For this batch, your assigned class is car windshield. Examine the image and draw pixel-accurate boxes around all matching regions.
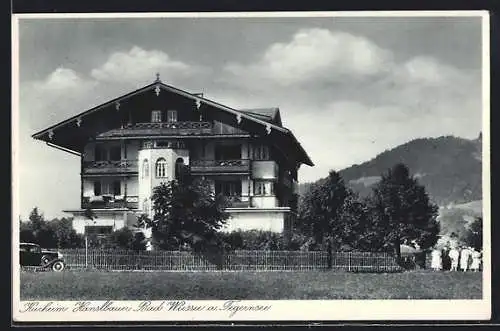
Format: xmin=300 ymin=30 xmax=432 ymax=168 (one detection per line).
xmin=20 ymin=244 xmax=41 ymax=253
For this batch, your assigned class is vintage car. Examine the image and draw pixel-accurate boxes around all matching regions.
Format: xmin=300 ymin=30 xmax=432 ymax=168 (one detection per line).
xmin=19 ymin=242 xmax=65 ymax=271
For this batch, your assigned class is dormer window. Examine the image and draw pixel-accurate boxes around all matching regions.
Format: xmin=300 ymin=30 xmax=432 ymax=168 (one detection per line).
xmin=167 ymin=110 xmax=177 ymax=123
xmin=151 ymin=110 xmax=162 ymax=123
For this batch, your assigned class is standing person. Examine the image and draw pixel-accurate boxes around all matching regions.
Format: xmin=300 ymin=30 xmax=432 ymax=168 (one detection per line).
xmin=460 ymin=246 xmax=471 ymax=272
xmin=441 ymin=247 xmax=451 ymax=271
xmin=430 ymin=248 xmax=442 ymax=271
xmin=471 ymin=248 xmax=481 ymax=272
xmin=449 ymin=247 xmax=460 ymax=271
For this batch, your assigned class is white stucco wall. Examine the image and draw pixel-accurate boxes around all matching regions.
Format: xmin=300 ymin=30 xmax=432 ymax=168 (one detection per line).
xmin=138 ymin=148 xmax=190 ymax=215
xmin=252 ymin=196 xmax=278 ymax=208
xmin=222 ymin=208 xmax=288 ymax=233
xmin=72 ymin=212 xmax=127 ymax=234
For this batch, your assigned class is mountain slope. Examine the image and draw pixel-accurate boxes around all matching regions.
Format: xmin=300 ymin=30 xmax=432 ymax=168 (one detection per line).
xmin=300 ymin=134 xmax=482 ymax=207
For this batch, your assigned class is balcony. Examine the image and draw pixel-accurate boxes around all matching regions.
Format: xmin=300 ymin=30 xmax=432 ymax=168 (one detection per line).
xmin=252 ymin=160 xmax=278 ymax=180
xmin=190 ymin=159 xmax=250 ymax=174
xmin=98 ymin=121 xmax=213 ymax=138
xmin=227 ymin=198 xmax=251 ymax=208
xmin=82 ymin=195 xmax=139 ymax=209
xmin=82 ymin=160 xmax=138 ymax=175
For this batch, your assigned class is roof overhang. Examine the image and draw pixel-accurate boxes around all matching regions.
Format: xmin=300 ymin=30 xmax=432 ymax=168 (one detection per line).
xmin=31 ymin=81 xmax=314 ymax=167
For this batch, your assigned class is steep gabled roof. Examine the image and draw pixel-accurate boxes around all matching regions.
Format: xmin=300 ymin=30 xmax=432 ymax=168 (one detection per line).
xmin=31 ymin=79 xmax=313 ymax=166
xmin=32 ymin=82 xmax=287 ymax=138
xmin=240 ymin=108 xmax=282 ymax=126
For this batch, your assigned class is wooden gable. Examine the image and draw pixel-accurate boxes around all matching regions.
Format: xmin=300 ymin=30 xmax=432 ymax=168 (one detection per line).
xmin=31 ymin=80 xmax=313 ymax=166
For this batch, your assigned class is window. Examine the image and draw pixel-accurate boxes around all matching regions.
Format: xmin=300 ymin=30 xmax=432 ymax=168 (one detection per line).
xmin=20 ymin=244 xmax=40 ymax=253
xmin=142 ymin=159 xmax=149 ymax=178
xmin=95 ymin=144 xmax=106 ymax=161
xmin=167 ymin=110 xmax=177 ymax=123
xmin=151 ymin=110 xmax=162 ymax=123
xmin=254 ymin=181 xmax=266 ymax=195
xmin=94 ymin=181 xmax=102 ymax=196
xmin=254 ymin=181 xmax=274 ymax=196
xmin=156 ymin=158 xmax=167 ymax=178
xmin=215 ymin=180 xmax=241 ymax=197
xmin=109 ymin=146 xmax=121 ymax=161
xmin=112 ymin=180 xmax=121 ymax=196
xmin=253 ymin=145 xmax=269 ymax=160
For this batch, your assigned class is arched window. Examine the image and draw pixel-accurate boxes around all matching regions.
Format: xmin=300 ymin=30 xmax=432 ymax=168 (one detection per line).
xmin=156 ymin=158 xmax=167 ymax=178
xmin=142 ymin=159 xmax=149 ymax=178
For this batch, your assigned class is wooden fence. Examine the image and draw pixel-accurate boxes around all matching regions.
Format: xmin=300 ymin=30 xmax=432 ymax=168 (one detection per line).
xmin=51 ymin=249 xmax=402 ymax=272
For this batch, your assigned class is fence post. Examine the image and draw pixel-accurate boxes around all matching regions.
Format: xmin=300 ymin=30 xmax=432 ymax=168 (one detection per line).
xmin=327 ymin=241 xmax=332 ymax=270
xmin=85 ymin=235 xmax=88 ymax=269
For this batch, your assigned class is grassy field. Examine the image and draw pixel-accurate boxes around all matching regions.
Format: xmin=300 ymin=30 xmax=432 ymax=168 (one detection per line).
xmin=20 ymin=270 xmax=482 ymax=300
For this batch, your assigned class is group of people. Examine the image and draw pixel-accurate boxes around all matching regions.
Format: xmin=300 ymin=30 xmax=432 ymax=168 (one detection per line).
xmin=430 ymin=246 xmax=482 ymax=272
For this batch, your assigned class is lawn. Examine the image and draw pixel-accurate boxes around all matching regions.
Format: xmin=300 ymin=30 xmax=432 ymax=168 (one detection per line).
xmin=20 ymin=270 xmax=482 ymax=300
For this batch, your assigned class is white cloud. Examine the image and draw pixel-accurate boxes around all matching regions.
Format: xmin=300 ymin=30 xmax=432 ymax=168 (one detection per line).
xmin=90 ymin=46 xmax=201 ymax=84
xmin=219 ymin=28 xmax=481 ymax=184
xmin=30 ymin=67 xmax=96 ymax=92
xmin=17 ymin=34 xmax=482 ymax=218
xmin=224 ymin=28 xmax=393 ymax=87
xmin=21 ymin=68 xmax=99 ymax=132
xmin=397 ymin=56 xmax=472 ymax=87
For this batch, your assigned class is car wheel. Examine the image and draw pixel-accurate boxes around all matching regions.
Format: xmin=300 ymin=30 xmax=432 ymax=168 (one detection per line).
xmin=52 ymin=261 xmax=65 ymax=272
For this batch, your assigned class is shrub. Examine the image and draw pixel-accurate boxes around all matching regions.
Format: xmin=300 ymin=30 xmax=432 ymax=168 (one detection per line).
xmin=219 ymin=230 xmax=285 ymax=251
xmin=132 ymin=232 xmax=147 ymax=251
xmin=109 ymin=228 xmax=134 ymax=249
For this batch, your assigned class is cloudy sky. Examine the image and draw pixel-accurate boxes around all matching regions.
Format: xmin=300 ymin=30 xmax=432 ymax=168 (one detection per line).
xmin=14 ymin=14 xmax=485 ymax=219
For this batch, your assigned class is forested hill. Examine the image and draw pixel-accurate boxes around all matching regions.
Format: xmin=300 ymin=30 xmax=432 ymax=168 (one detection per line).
xmin=299 ymin=134 xmax=482 ymax=207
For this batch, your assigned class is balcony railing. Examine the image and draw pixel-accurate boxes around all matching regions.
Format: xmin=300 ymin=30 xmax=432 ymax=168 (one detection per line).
xmin=190 ymin=159 xmax=250 ymax=173
xmin=222 ymin=195 xmax=251 ymax=208
xmin=228 ymin=200 xmax=251 ymax=208
xmin=82 ymin=160 xmax=138 ymax=174
xmin=99 ymin=121 xmax=213 ymax=138
xmin=82 ymin=195 xmax=139 ymax=209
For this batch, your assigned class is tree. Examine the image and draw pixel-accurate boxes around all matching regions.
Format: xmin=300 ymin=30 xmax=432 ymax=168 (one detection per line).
xmin=28 ymin=207 xmax=45 ymax=238
xmin=462 ymin=217 xmax=482 ymax=251
xmin=20 ymin=208 xmax=86 ymax=248
xmin=334 ymin=193 xmax=377 ymax=251
xmin=297 ymin=171 xmax=350 ymax=247
xmin=20 ymin=220 xmax=36 ymax=243
xmin=23 ymin=207 xmax=58 ymax=248
xmin=48 ymin=217 xmax=84 ymax=248
xmin=131 ymin=232 xmax=147 ymax=251
xmin=146 ymin=177 xmax=230 ymax=251
xmin=366 ymin=163 xmax=440 ymax=261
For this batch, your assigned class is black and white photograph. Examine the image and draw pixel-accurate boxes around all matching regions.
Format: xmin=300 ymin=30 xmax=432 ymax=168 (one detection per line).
xmin=12 ymin=11 xmax=490 ymax=322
